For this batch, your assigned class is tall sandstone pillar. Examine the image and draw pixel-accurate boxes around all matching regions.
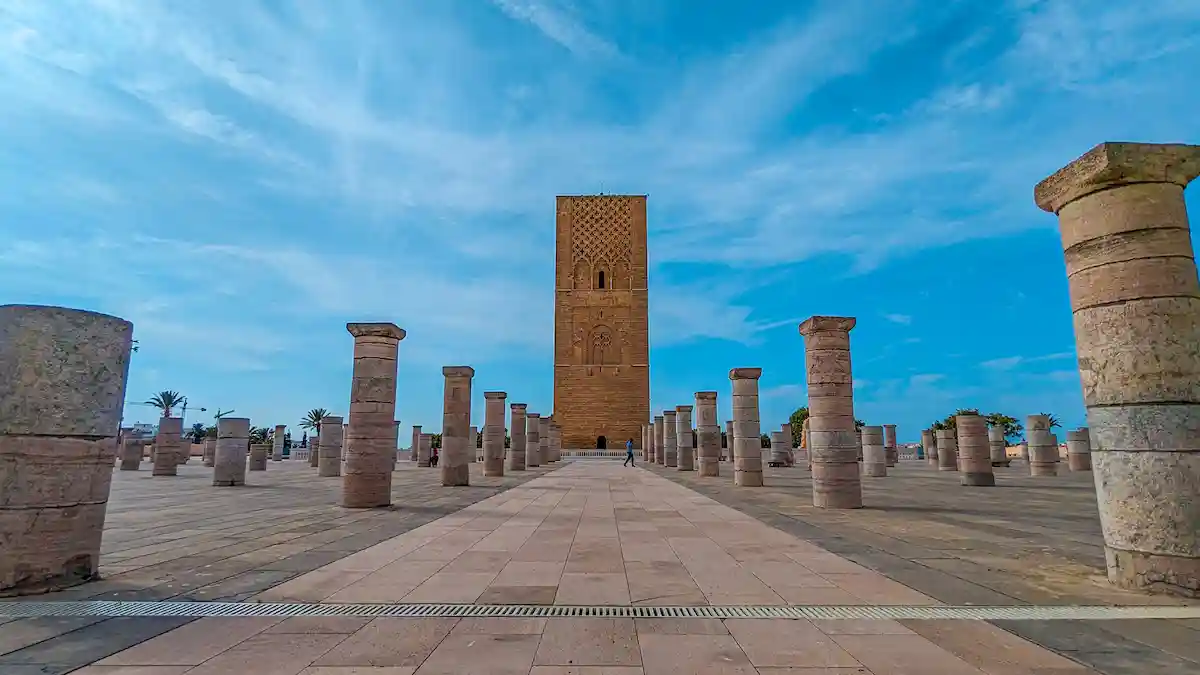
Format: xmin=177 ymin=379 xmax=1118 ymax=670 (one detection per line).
xmin=662 ymin=410 xmax=678 ymax=468
xmin=342 ymin=322 xmax=405 ymax=509
xmin=988 ymin=425 xmax=1007 ymax=466
xmin=799 ymin=316 xmax=861 ymax=509
xmin=0 ymin=305 xmax=132 ymax=595
xmin=923 ymin=428 xmax=938 ymax=466
xmin=440 ymin=366 xmax=473 ymax=487
xmin=272 ymin=424 xmax=285 ymax=461
xmin=730 ymin=368 xmax=764 ymax=487
xmin=419 ymin=433 xmax=433 ymax=468
xmin=411 ymin=425 xmax=422 ymax=463
xmin=883 ymin=424 xmax=898 ymax=466
xmin=213 ymin=417 xmax=250 ymax=486
xmin=318 ymin=416 xmax=343 ymax=477
xmin=956 ymin=414 xmax=995 ymax=486
xmin=509 ymin=404 xmax=527 ymax=471
xmin=769 ymin=430 xmax=792 ymax=469
xmin=1026 ymin=415 xmax=1059 ymax=477
xmin=724 ymin=420 xmax=733 ymax=461
xmin=641 ymin=424 xmax=649 ymax=461
xmin=469 ymin=425 xmax=479 ymax=463
xmin=203 ymin=435 xmax=217 ymax=467
xmin=1067 ymin=428 xmax=1093 ymax=472
xmin=861 ymin=426 xmax=886 ymax=477
xmin=153 ymin=417 xmax=182 ymax=477
xmin=120 ymin=437 xmax=143 ymax=471
xmin=526 ymin=413 xmax=541 ymax=467
xmin=935 ymin=429 xmax=958 ymax=472
xmin=1036 ymin=142 xmax=1200 ymax=595
xmin=483 ymin=392 xmax=507 ymax=477
xmin=249 ymin=443 xmax=268 ymax=471
xmin=676 ymin=405 xmax=695 ymax=471
xmin=550 ymin=421 xmax=562 ymax=462
xmin=696 ymin=392 xmax=720 ymax=477
xmin=309 ymin=433 xmax=320 ymax=468
xmin=653 ymin=415 xmax=665 ymax=464
xmin=539 ymin=416 xmax=550 ymax=465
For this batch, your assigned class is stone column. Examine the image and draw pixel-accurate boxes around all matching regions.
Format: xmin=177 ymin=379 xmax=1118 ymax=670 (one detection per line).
xmin=468 ymin=425 xmax=479 ymax=463
xmin=662 ymin=410 xmax=678 ymax=468
xmin=342 ymin=322 xmax=405 ymax=509
xmin=309 ymin=434 xmax=321 ymax=468
xmin=641 ymin=424 xmax=648 ymax=461
xmin=0 ymin=305 xmax=132 ymax=595
xmin=509 ymin=404 xmax=527 ymax=471
xmin=411 ymin=425 xmax=422 ymax=463
xmin=440 ymin=366 xmax=473 ymax=487
xmin=202 ymin=436 xmax=216 ymax=467
xmin=419 ymin=433 xmax=432 ymax=467
xmin=153 ymin=417 xmax=182 ymax=477
xmin=988 ymin=425 xmax=1007 ymax=466
xmin=723 ymin=420 xmax=733 ymax=461
xmin=1026 ymin=415 xmax=1059 ymax=477
xmin=119 ymin=437 xmax=142 ymax=471
xmin=1067 ymin=428 xmax=1092 ymax=472
xmin=861 ymin=426 xmax=887 ymax=477
xmin=956 ymin=414 xmax=995 ymax=486
xmin=525 ymin=413 xmax=541 ymax=467
xmin=317 ymin=416 xmax=343 ymax=477
xmin=483 ymin=392 xmax=507 ymax=477
xmin=883 ymin=424 xmax=898 ymax=466
xmin=654 ymin=416 xmax=665 ymax=464
xmin=550 ymin=422 xmax=561 ymax=462
xmin=249 ymin=443 xmax=268 ymax=470
xmin=922 ymin=428 xmax=938 ymax=466
xmin=780 ymin=423 xmax=794 ymax=466
xmin=391 ymin=420 xmax=400 ymax=470
xmin=729 ymin=368 xmax=764 ymax=487
xmin=695 ymin=391 xmax=720 ymax=477
xmin=213 ymin=417 xmax=250 ymax=486
xmin=271 ymin=424 xmax=285 ymax=461
xmin=538 ymin=416 xmax=550 ymax=465
xmin=675 ymin=405 xmax=695 ymax=471
xmin=769 ymin=430 xmax=792 ymax=469
xmin=1037 ymin=142 xmax=1200 ymax=595
xmin=935 ymin=429 xmax=958 ymax=472
xmin=799 ymin=316 xmax=861 ymax=508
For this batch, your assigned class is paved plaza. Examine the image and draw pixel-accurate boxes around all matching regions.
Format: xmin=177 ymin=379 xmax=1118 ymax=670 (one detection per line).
xmin=1 ymin=459 xmax=1199 ymax=674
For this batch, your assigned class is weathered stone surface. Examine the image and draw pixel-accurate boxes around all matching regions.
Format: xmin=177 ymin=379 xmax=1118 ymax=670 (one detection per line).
xmin=212 ymin=417 xmax=250 ymax=487
xmin=483 ymin=392 xmax=506 ymax=477
xmin=653 ymin=415 xmax=665 ymax=464
xmin=152 ymin=417 xmax=182 ymax=477
xmin=411 ymin=425 xmax=424 ymax=465
xmin=271 ymin=424 xmax=285 ymax=462
xmin=525 ymin=413 xmax=542 ymax=467
xmin=342 ymin=322 xmax=404 ymax=508
xmin=0 ymin=305 xmax=132 ymax=596
xmin=508 ymin=405 xmax=527 ymax=471
xmin=769 ymin=430 xmax=791 ymax=469
xmin=1026 ymin=415 xmax=1059 ymax=477
xmin=935 ymin=429 xmax=958 ymax=472
xmin=987 ymin=425 xmax=1008 ymax=466
xmin=922 ymin=428 xmax=938 ymax=466
xmin=469 ymin=425 xmax=479 ymax=463
xmin=882 ymin=423 xmax=897 ymax=466
xmin=729 ymin=367 xmax=764 ymax=488
xmin=119 ymin=437 xmax=143 ymax=471
xmin=1067 ymin=427 xmax=1093 ymax=472
xmin=419 ymin=433 xmax=433 ymax=468
xmin=318 ymin=416 xmax=343 ymax=478
xmin=724 ymin=420 xmax=733 ymax=462
xmin=955 ymin=414 xmax=995 ymax=487
xmin=308 ymin=435 xmax=320 ymax=468
xmin=675 ymin=405 xmax=695 ymax=471
xmin=440 ymin=366 xmax=473 ymax=487
xmin=861 ymin=426 xmax=886 ymax=477
xmin=248 ymin=444 xmax=269 ymax=471
xmin=202 ymin=437 xmax=216 ymax=467
xmin=538 ymin=416 xmax=550 ymax=468
xmin=662 ymin=410 xmax=678 ymax=468
xmin=799 ymin=317 xmax=861 ymax=508
xmin=695 ymin=391 xmax=720 ymax=477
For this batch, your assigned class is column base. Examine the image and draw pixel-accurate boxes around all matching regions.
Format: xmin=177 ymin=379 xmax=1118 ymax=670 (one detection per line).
xmin=441 ymin=465 xmax=470 ymax=486
xmin=119 ymin=462 xmax=139 ymax=471
xmin=862 ymin=464 xmax=887 ymax=477
xmin=937 ymin=465 xmax=956 ymax=472
xmin=960 ymin=472 xmax=996 ymax=486
xmin=212 ymin=479 xmax=245 ymax=487
xmin=1030 ymin=463 xmax=1058 ymax=476
xmin=1069 ymin=455 xmax=1092 ymax=471
xmin=734 ymin=470 xmax=763 ymax=487
xmin=698 ymin=461 xmax=719 ymax=477
xmin=1105 ymin=546 xmax=1200 ymax=598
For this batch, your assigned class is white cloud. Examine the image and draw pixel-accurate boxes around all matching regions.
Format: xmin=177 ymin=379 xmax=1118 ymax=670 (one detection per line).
xmin=488 ymin=0 xmax=620 ymax=58
xmin=981 ymin=352 xmax=1075 ymax=370
xmin=883 ymin=313 xmax=913 ymax=325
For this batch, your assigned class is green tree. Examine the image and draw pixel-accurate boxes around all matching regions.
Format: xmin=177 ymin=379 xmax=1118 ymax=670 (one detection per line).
xmin=189 ymin=422 xmax=206 ymax=442
xmin=204 ymin=425 xmax=218 ymax=439
xmin=1039 ymin=412 xmax=1062 ymax=429
xmin=300 ymin=408 xmax=330 ymax=438
xmin=146 ymin=390 xmax=186 ymax=417
xmin=984 ymin=413 xmax=1023 ymax=443
xmin=930 ymin=408 xmax=982 ymax=431
xmin=431 ymin=433 xmax=442 ymax=449
xmin=788 ymin=407 xmax=808 ymax=446
xmin=759 ymin=433 xmax=771 ymax=448
xmin=854 ymin=418 xmax=865 ymax=430
xmin=249 ymin=426 xmax=270 ymax=444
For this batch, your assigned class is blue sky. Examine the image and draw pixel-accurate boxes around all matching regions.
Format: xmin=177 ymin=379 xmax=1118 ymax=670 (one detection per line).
xmin=2 ymin=0 xmax=1198 ymax=444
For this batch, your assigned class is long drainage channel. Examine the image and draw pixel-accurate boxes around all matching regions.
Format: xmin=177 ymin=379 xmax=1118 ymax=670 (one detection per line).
xmin=1 ymin=602 xmax=1198 ymax=621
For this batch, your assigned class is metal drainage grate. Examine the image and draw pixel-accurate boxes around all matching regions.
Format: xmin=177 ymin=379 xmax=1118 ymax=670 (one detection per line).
xmin=1 ymin=602 xmax=1198 ymax=621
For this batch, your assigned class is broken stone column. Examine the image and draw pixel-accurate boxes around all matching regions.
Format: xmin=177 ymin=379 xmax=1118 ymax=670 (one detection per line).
xmin=525 ymin=413 xmax=541 ymax=467
xmin=883 ymin=424 xmax=898 ymax=466
xmin=956 ymin=414 xmax=995 ymax=487
xmin=1026 ymin=415 xmax=1059 ymax=477
xmin=411 ymin=425 xmax=422 ymax=463
xmin=318 ymin=416 xmax=343 ymax=477
xmin=202 ymin=435 xmax=216 ymax=467
xmin=988 ymin=425 xmax=1008 ymax=466
xmin=271 ymin=424 xmax=285 ymax=461
xmin=153 ymin=416 xmax=182 ymax=477
xmin=935 ymin=429 xmax=958 ymax=472
xmin=508 ymin=404 xmax=527 ymax=471
xmin=309 ymin=434 xmax=321 ymax=468
xmin=418 ymin=433 xmax=432 ymax=468
xmin=675 ymin=405 xmax=695 ymax=471
xmin=119 ymin=437 xmax=142 ymax=471
xmin=550 ymin=421 xmax=562 ymax=462
xmin=696 ymin=391 xmax=720 ymax=477
xmin=799 ymin=317 xmax=861 ymax=508
xmin=249 ymin=443 xmax=268 ymax=471
xmin=729 ymin=367 xmax=764 ymax=487
xmin=1037 ymin=142 xmax=1200 ymax=595
xmin=483 ymin=392 xmax=506 ymax=477
xmin=922 ymin=428 xmax=938 ymax=466
xmin=342 ymin=322 xmax=405 ymax=508
xmin=538 ymin=416 xmax=550 ymax=466
xmin=780 ymin=423 xmax=795 ymax=466
xmin=0 ymin=305 xmax=132 ymax=596
xmin=723 ymin=420 xmax=733 ymax=461
xmin=469 ymin=425 xmax=479 ymax=463
xmin=213 ymin=417 xmax=250 ymax=486
xmin=440 ymin=366 xmax=473 ymax=487
xmin=654 ymin=415 xmax=665 ymax=464
xmin=1067 ymin=428 xmax=1092 ymax=472
xmin=769 ymin=430 xmax=792 ymax=468
xmin=662 ymin=410 xmax=678 ymax=468
xmin=861 ymin=426 xmax=887 ymax=477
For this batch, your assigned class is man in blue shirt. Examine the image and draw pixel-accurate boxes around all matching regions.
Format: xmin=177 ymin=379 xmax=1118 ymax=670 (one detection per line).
xmin=623 ymin=438 xmax=635 ymax=466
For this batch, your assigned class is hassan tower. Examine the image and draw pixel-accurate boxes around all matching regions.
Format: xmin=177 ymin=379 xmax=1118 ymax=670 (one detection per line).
xmin=552 ymin=195 xmax=651 ymax=449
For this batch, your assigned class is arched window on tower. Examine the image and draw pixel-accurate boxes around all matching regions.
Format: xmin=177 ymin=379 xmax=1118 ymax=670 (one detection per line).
xmin=597 ymin=270 xmax=606 ymax=289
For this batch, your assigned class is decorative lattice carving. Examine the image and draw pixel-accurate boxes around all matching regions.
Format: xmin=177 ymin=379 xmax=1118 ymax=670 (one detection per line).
xmin=570 ymin=197 xmax=633 ymax=267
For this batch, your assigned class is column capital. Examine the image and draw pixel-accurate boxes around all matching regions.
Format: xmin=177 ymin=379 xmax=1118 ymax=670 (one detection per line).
xmin=675 ymin=405 xmax=693 ymax=412
xmin=484 ymin=391 xmax=508 ymax=399
xmin=320 ymin=415 xmax=343 ymax=425
xmin=346 ymin=322 xmax=406 ymax=340
xmin=510 ymin=403 xmax=527 ymax=410
xmin=527 ymin=412 xmax=541 ymax=419
xmin=798 ymin=316 xmax=856 ymax=336
xmin=442 ymin=365 xmax=475 ymax=377
xmin=1034 ymin=142 xmax=1200 ymax=214
xmin=728 ymin=367 xmax=763 ymax=380
xmin=695 ymin=391 xmax=717 ymax=401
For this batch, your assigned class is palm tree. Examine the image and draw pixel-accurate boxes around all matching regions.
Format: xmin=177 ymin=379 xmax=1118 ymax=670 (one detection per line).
xmin=1039 ymin=412 xmax=1062 ymax=429
xmin=189 ymin=422 xmax=206 ymax=442
xmin=300 ymin=408 xmax=330 ymax=437
xmin=249 ymin=426 xmax=271 ymax=444
xmin=146 ymin=390 xmax=186 ymax=417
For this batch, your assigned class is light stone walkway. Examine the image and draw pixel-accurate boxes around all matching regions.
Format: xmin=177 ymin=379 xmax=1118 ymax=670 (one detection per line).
xmin=78 ymin=462 xmax=1094 ymax=674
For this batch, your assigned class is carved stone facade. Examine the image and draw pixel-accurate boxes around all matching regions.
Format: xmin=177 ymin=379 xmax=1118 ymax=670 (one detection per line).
xmin=553 ymin=195 xmax=650 ymax=449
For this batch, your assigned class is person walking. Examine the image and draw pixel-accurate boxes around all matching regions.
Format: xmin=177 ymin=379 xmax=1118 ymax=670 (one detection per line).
xmin=623 ymin=438 xmax=635 ymax=467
